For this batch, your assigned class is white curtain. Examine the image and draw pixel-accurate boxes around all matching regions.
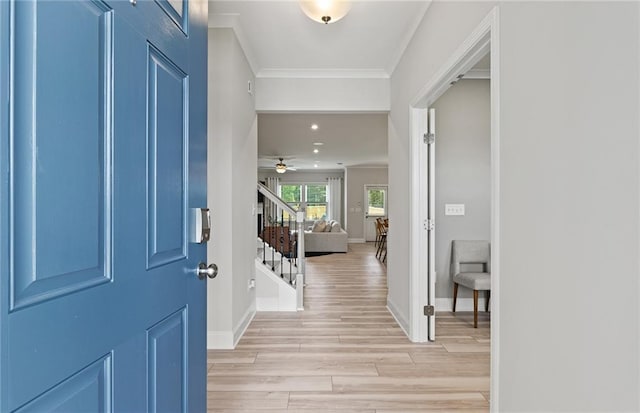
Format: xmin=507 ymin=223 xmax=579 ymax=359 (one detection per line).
xmin=327 ymin=177 xmax=342 ymax=223
xmin=265 ymin=176 xmax=279 ymax=224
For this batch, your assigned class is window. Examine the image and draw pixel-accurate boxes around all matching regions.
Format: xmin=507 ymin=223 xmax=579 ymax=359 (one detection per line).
xmin=305 ymin=184 xmax=327 ymax=220
xmin=279 ymin=184 xmax=301 ymax=220
xmin=366 ymin=187 xmax=387 ymax=217
xmin=280 ymin=184 xmax=302 ymax=210
xmin=279 ymin=183 xmax=327 ymax=221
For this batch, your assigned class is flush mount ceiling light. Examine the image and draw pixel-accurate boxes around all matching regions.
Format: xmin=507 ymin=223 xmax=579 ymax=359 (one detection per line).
xmin=311 ymin=124 xmax=319 ymax=130
xmin=300 ymin=0 xmax=351 ymax=24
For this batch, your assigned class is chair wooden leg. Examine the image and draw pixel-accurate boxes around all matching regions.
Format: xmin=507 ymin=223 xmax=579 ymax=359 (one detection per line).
xmin=377 ymin=236 xmax=386 ymax=260
xmin=485 ymin=290 xmax=490 ymax=312
xmin=452 ymin=283 xmax=458 ymax=312
xmin=473 ymin=290 xmax=479 ymax=328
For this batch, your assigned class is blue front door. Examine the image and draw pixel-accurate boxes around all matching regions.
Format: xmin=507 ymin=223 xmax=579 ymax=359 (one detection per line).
xmin=0 ymin=0 xmax=208 ymax=411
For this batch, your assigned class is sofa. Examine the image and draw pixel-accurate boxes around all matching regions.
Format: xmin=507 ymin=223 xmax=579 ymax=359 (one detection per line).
xmin=304 ymin=220 xmax=348 ymax=253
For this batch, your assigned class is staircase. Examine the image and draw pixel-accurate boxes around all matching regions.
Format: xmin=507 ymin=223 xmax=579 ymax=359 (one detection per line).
xmin=255 ymin=182 xmax=305 ymax=311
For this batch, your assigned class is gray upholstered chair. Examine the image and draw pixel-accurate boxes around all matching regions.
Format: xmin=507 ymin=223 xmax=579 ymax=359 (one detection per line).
xmin=450 ymin=240 xmax=491 ymax=328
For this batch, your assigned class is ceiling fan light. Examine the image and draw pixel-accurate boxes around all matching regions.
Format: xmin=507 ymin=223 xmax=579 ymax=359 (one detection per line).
xmin=299 ymin=0 xmax=351 ymax=25
xmin=275 ymin=163 xmax=287 ymax=173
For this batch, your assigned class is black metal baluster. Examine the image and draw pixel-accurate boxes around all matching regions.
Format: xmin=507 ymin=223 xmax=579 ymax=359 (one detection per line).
xmin=261 ymin=193 xmax=266 ymax=265
xmin=288 ymin=215 xmax=293 ymax=284
xmin=279 ymin=210 xmax=284 ymax=278
xmin=271 ymin=213 xmax=275 ymax=271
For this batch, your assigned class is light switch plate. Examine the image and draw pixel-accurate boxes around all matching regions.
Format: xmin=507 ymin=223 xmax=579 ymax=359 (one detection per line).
xmin=445 ymin=204 xmax=465 ymax=216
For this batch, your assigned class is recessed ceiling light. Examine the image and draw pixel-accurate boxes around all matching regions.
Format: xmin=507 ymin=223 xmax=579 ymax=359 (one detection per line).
xmin=311 ymin=124 xmax=319 ymax=130
xmin=313 ymin=148 xmax=319 ymax=154
xmin=314 ymin=163 xmax=318 ymax=168
xmin=313 ymin=142 xmax=323 ymax=146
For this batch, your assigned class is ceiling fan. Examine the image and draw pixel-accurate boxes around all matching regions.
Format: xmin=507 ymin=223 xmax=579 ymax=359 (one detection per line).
xmin=275 ymin=158 xmax=297 ymax=174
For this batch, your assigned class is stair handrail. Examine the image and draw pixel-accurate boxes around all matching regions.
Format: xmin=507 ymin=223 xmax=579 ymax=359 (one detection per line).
xmin=257 ymin=182 xmax=297 ymax=217
xmin=257 ymin=182 xmax=305 ymax=310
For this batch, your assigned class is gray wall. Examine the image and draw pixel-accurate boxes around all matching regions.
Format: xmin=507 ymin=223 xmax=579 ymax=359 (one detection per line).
xmin=498 ymin=3 xmax=638 ymax=410
xmin=390 ymin=1 xmax=640 ymax=411
xmin=388 ymin=0 xmax=495 ymax=339
xmin=207 ymin=28 xmax=257 ymax=347
xmin=431 ymin=79 xmax=490 ymax=299
xmin=344 ymin=167 xmax=388 ymax=240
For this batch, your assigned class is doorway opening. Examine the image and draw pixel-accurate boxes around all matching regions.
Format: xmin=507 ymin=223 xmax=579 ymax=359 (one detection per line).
xmin=408 ymin=6 xmax=500 ymax=408
xmin=364 ymin=184 xmax=388 ymax=243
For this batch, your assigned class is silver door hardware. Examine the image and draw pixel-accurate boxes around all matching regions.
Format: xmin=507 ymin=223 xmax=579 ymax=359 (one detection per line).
xmin=197 ymin=263 xmax=218 ymax=280
xmin=192 ymin=208 xmax=211 ymax=243
xmin=424 ymin=219 xmax=435 ymax=231
xmin=423 ymin=305 xmax=435 ymax=316
xmin=423 ymin=132 xmax=435 ymax=144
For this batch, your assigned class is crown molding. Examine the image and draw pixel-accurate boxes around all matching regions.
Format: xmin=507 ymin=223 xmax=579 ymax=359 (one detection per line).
xmin=344 ymin=164 xmax=389 ymax=169
xmin=386 ymin=0 xmax=432 ymax=76
xmin=256 ymin=68 xmax=390 ymax=79
xmin=210 ymin=2 xmax=433 ymax=82
xmin=208 ymin=13 xmax=260 ymax=76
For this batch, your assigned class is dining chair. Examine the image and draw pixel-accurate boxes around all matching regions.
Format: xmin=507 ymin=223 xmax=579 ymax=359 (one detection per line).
xmin=374 ymin=218 xmax=383 ymax=248
xmin=450 ymin=240 xmax=491 ymax=328
xmin=376 ymin=221 xmax=387 ymax=260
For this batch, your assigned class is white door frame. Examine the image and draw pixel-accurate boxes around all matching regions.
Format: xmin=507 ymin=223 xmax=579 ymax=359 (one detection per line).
xmin=408 ymin=7 xmax=500 ymax=411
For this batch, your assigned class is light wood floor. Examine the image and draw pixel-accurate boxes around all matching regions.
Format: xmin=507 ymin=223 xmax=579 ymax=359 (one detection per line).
xmin=208 ymin=243 xmax=490 ymax=412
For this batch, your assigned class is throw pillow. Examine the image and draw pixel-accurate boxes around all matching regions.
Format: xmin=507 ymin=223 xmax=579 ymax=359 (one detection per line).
xmin=312 ymin=220 xmax=327 ymax=232
xmin=324 ymin=220 xmax=334 ymax=232
xmin=330 ymin=221 xmax=341 ymax=232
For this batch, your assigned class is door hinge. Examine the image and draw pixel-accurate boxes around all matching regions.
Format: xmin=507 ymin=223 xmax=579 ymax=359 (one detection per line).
xmin=424 ymin=219 xmax=434 ymax=231
xmin=423 ymin=305 xmax=435 ymax=316
xmin=423 ymin=132 xmax=435 ymax=145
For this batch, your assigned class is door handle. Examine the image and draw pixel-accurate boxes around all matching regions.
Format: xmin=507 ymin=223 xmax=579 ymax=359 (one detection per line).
xmin=197 ymin=262 xmax=218 ymax=280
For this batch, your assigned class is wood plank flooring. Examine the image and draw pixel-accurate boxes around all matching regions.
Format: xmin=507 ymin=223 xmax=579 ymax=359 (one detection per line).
xmin=208 ymin=243 xmax=490 ymax=412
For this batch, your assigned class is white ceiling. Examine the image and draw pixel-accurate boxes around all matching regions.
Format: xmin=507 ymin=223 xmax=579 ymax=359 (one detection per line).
xmin=209 ymin=1 xmax=431 ymax=77
xmin=209 ymin=1 xmax=431 ymax=172
xmin=258 ymin=113 xmax=388 ymax=171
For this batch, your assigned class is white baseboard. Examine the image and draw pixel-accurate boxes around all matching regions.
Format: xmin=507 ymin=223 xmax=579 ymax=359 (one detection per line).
xmin=386 ymin=297 xmax=410 ymax=339
xmin=207 ymin=305 xmax=256 ymax=350
xmin=348 ymin=238 xmax=365 ymax=243
xmin=233 ymin=305 xmax=256 ymax=347
xmin=207 ymin=331 xmax=234 ymax=350
xmin=435 ymin=297 xmax=490 ymax=312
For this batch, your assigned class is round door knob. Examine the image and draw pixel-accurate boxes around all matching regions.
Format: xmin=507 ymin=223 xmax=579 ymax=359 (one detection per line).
xmin=197 ymin=262 xmax=218 ymax=280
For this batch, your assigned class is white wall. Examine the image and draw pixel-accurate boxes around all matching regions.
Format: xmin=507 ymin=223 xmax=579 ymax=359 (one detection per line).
xmin=390 ymin=1 xmax=640 ymax=411
xmin=431 ymin=79 xmax=491 ymax=299
xmin=344 ymin=167 xmax=388 ymax=240
xmin=388 ymin=0 xmax=496 ymax=342
xmin=207 ymin=28 xmax=257 ymax=349
xmin=255 ymin=77 xmax=390 ymax=112
xmin=497 ymin=3 xmax=638 ymax=410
